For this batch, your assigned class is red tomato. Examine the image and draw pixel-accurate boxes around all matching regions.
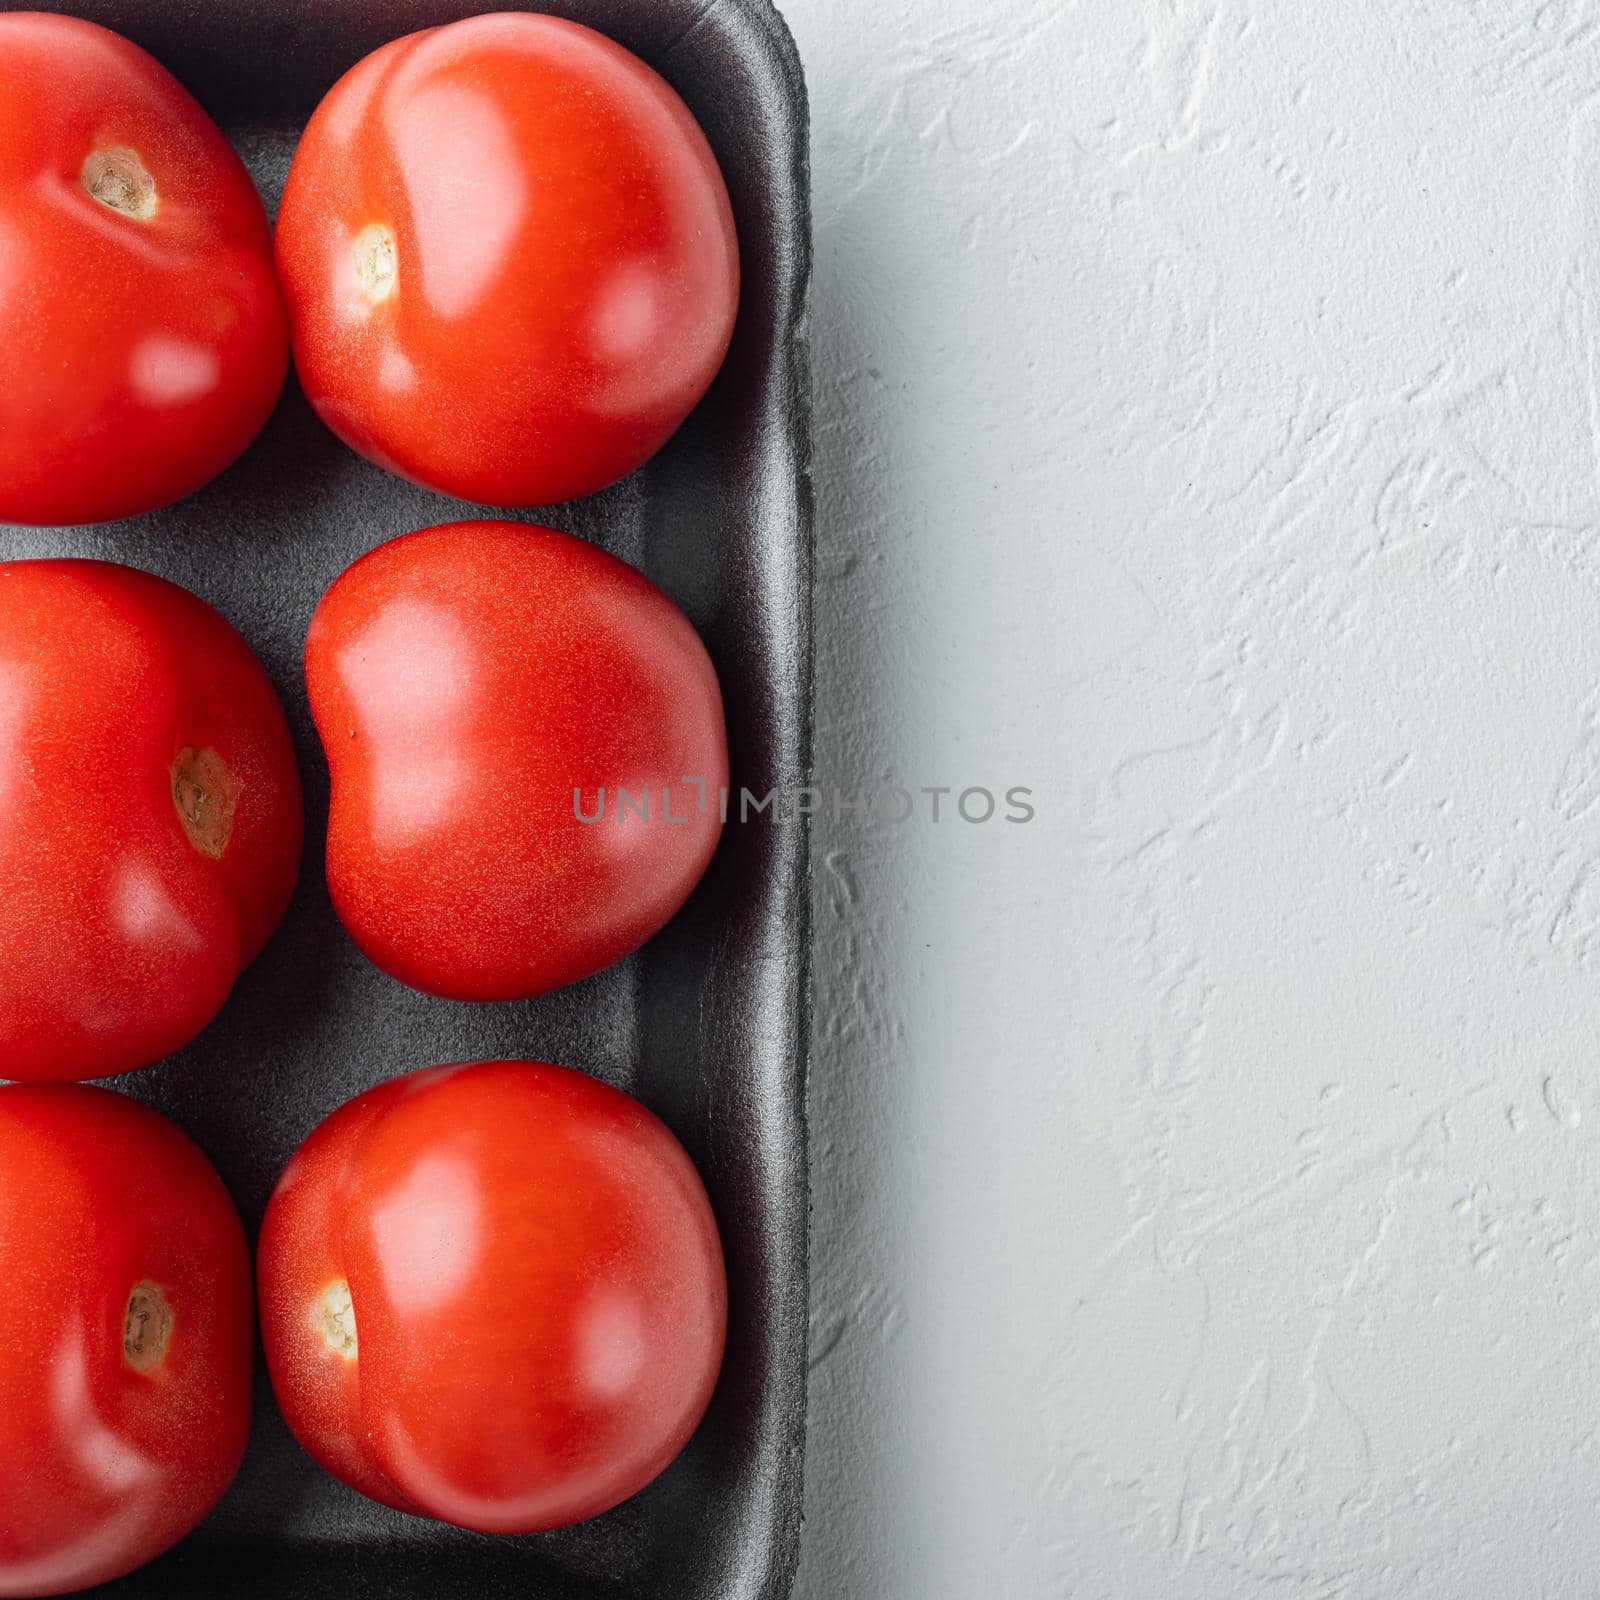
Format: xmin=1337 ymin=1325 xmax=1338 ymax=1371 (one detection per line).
xmin=0 ymin=561 xmax=303 ymax=1081
xmin=275 ymin=13 xmax=739 ymax=507
xmin=0 ymin=14 xmax=287 ymax=527
xmin=305 ymin=521 xmax=726 ymax=1001
xmin=258 ymin=1060 xmax=727 ymax=1533
xmin=0 ymin=1085 xmax=253 ymax=1597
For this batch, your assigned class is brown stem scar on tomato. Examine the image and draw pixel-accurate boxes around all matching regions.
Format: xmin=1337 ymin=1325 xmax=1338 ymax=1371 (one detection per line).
xmin=81 ymin=148 xmax=157 ymax=220
xmin=354 ymin=224 xmax=397 ymax=304
xmin=319 ymin=1280 xmax=358 ymax=1360
xmin=123 ymin=1283 xmax=173 ymax=1373
xmin=172 ymin=746 xmax=242 ymax=860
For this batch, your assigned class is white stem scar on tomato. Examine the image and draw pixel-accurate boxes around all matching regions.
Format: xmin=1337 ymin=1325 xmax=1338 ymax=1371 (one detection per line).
xmin=354 ymin=224 xmax=397 ymax=304
xmin=82 ymin=148 xmax=157 ymax=220
xmin=319 ymin=1280 xmax=358 ymax=1360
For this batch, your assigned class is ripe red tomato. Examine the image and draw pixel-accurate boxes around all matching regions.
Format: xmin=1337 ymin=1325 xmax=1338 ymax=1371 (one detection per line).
xmin=305 ymin=521 xmax=726 ymax=1001
xmin=0 ymin=1085 xmax=253 ymax=1597
xmin=258 ymin=1060 xmax=727 ymax=1533
xmin=274 ymin=13 xmax=739 ymax=507
xmin=0 ymin=561 xmax=303 ymax=1081
xmin=0 ymin=14 xmax=287 ymax=527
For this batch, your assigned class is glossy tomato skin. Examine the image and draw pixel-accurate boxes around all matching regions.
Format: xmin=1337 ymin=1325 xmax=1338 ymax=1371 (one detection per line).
xmin=0 ymin=14 xmax=287 ymax=527
xmin=305 ymin=521 xmax=726 ymax=1002
xmin=275 ymin=13 xmax=740 ymax=507
xmin=259 ymin=1060 xmax=728 ymax=1534
xmin=0 ymin=561 xmax=303 ymax=1081
xmin=0 ymin=1085 xmax=253 ymax=1597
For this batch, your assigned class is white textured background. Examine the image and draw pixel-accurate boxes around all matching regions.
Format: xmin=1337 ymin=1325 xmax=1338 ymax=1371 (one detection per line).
xmin=788 ymin=0 xmax=1600 ymax=1595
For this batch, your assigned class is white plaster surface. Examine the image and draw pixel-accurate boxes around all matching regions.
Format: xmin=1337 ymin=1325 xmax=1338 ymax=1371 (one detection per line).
xmin=789 ymin=0 xmax=1600 ymax=1595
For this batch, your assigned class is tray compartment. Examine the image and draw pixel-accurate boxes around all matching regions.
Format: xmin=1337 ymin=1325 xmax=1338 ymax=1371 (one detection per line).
xmin=0 ymin=2 xmax=813 ymax=1595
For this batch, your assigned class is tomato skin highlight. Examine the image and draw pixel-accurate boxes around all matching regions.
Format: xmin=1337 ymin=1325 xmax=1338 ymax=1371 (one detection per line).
xmin=0 ymin=13 xmax=287 ymax=527
xmin=305 ymin=520 xmax=727 ymax=1002
xmin=258 ymin=1060 xmax=728 ymax=1534
xmin=0 ymin=561 xmax=303 ymax=1082
xmin=0 ymin=1085 xmax=253 ymax=1598
xmin=275 ymin=12 xmax=740 ymax=507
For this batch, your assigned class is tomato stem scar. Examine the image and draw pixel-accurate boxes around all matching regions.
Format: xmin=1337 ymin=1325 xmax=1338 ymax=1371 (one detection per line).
xmin=354 ymin=224 xmax=397 ymax=304
xmin=82 ymin=148 xmax=157 ymax=220
xmin=319 ymin=1280 xmax=358 ymax=1359
xmin=123 ymin=1283 xmax=173 ymax=1373
xmin=172 ymin=746 xmax=242 ymax=860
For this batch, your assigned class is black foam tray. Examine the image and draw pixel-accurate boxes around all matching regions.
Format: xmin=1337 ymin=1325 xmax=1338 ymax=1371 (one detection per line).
xmin=0 ymin=2 xmax=813 ymax=1595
